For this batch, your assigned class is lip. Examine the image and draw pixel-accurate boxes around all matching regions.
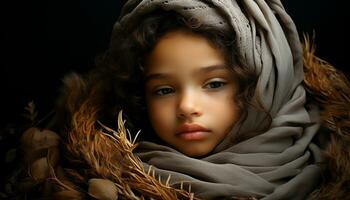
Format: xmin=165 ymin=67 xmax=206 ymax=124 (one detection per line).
xmin=176 ymin=123 xmax=210 ymax=141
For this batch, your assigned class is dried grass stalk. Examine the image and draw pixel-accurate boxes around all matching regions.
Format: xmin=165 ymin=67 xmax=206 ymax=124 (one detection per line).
xmin=63 ymin=98 xmax=199 ymax=199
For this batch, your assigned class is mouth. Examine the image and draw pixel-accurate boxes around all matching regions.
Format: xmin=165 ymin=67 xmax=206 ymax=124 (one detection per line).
xmin=176 ymin=123 xmax=210 ymax=141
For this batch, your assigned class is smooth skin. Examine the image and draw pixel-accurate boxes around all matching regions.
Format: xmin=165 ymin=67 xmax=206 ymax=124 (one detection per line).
xmin=144 ymin=29 xmax=240 ymax=157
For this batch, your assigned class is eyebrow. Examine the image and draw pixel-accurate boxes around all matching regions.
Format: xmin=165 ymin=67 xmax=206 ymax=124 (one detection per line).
xmin=144 ymin=64 xmax=228 ymax=83
xmin=198 ymin=64 xmax=228 ymax=74
xmin=144 ymin=73 xmax=170 ymax=83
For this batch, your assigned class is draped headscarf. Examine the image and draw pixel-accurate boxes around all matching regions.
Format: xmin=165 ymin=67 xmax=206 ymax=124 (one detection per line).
xmin=112 ymin=0 xmax=323 ymax=199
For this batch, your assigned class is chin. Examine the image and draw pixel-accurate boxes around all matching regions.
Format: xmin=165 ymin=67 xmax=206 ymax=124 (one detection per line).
xmin=181 ymin=147 xmax=212 ymax=158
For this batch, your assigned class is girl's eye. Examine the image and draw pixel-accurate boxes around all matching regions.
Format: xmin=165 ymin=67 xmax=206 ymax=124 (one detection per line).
xmin=153 ymin=87 xmax=175 ymax=96
xmin=205 ymin=81 xmax=226 ymax=89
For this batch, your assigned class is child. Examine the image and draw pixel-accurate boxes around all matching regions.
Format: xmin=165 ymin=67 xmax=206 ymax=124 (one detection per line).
xmin=16 ymin=0 xmax=350 ymax=199
xmin=100 ymin=0 xmax=322 ymax=199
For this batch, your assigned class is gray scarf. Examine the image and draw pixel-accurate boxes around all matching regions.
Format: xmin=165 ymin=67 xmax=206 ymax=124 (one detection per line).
xmin=112 ymin=0 xmax=323 ymax=199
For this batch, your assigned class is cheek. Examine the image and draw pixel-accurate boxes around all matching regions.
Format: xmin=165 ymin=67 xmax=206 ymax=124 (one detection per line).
xmin=147 ymin=99 xmax=175 ymax=132
xmin=208 ymin=91 xmax=240 ymax=124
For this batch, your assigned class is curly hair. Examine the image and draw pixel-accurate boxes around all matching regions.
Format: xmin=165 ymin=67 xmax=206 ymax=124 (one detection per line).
xmin=58 ymin=9 xmax=261 ymax=141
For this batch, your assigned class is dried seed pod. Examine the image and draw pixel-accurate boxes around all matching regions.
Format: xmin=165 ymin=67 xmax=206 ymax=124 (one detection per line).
xmin=47 ymin=146 xmax=60 ymax=167
xmin=21 ymin=127 xmax=60 ymax=150
xmin=21 ymin=127 xmax=61 ymax=163
xmin=30 ymin=157 xmax=49 ymax=180
xmin=88 ymin=178 xmax=118 ymax=200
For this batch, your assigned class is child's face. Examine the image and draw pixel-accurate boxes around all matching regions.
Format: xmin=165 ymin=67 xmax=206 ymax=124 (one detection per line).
xmin=144 ymin=29 xmax=240 ymax=157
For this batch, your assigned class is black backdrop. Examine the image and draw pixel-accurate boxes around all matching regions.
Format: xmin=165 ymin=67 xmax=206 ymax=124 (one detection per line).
xmin=1 ymin=0 xmax=349 ymax=125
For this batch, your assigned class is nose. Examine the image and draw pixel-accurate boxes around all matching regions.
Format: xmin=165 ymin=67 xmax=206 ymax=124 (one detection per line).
xmin=176 ymin=90 xmax=202 ymax=119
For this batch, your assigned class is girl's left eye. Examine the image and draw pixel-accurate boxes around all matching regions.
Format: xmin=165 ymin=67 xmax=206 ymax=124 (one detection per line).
xmin=205 ymin=81 xmax=226 ymax=89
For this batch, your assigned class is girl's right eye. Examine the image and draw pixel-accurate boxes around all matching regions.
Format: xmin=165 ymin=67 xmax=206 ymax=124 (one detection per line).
xmin=153 ymin=87 xmax=175 ymax=96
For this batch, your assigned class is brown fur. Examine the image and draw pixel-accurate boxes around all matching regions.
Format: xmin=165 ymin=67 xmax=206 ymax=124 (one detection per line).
xmin=303 ymin=35 xmax=350 ymax=200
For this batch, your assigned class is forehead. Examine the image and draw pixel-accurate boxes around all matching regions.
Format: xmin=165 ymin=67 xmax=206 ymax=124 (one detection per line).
xmin=145 ymin=29 xmax=227 ymax=74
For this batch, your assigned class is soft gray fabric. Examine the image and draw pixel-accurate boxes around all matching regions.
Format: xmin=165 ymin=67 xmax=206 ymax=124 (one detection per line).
xmin=112 ymin=0 xmax=323 ymax=199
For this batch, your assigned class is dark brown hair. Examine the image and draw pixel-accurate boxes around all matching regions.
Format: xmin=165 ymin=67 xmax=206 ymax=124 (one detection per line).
xmin=58 ymin=9 xmax=261 ymax=140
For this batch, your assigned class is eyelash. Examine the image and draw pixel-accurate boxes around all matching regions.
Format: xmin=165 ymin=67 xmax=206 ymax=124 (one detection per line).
xmin=153 ymin=87 xmax=175 ymax=96
xmin=204 ymin=81 xmax=227 ymax=89
xmin=152 ymin=80 xmax=227 ymax=96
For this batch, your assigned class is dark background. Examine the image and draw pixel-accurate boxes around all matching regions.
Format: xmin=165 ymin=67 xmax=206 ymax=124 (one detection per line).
xmin=0 ymin=0 xmax=349 ymax=126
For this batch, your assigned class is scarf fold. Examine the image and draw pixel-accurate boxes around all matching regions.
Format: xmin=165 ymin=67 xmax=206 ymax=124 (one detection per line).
xmin=112 ymin=0 xmax=323 ymax=199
